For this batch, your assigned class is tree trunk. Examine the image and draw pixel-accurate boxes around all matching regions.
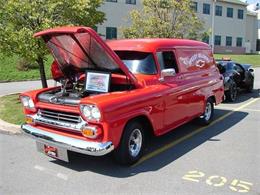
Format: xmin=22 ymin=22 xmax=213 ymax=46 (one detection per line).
xmin=37 ymin=56 xmax=48 ymax=88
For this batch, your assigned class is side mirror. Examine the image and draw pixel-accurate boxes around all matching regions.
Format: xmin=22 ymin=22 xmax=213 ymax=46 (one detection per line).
xmin=160 ymin=68 xmax=176 ymax=81
xmin=249 ymin=68 xmax=254 ymax=73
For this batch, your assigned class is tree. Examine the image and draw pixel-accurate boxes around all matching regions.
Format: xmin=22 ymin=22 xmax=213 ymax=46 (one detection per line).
xmin=122 ymin=0 xmax=204 ymax=40
xmin=0 ymin=0 xmax=105 ymax=88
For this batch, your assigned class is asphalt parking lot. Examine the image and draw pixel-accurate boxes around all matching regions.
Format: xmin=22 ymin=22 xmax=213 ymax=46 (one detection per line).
xmin=1 ymin=70 xmax=259 ymax=195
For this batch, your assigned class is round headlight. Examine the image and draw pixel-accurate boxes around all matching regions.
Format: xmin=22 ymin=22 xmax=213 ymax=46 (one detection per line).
xmin=20 ymin=96 xmax=35 ymax=109
xmin=28 ymin=99 xmax=35 ymax=108
xmin=82 ymin=105 xmax=91 ymax=118
xmin=81 ymin=104 xmax=101 ymax=121
xmin=91 ymin=107 xmax=101 ymax=120
xmin=21 ymin=96 xmax=29 ymax=107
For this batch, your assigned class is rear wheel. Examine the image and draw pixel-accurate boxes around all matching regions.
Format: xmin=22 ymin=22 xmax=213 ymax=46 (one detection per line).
xmin=114 ymin=121 xmax=145 ymax=165
xmin=198 ymin=98 xmax=214 ymax=125
xmin=226 ymin=81 xmax=237 ymax=102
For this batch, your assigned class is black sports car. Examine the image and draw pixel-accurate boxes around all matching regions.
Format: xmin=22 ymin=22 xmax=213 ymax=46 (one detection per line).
xmin=216 ymin=60 xmax=254 ymax=102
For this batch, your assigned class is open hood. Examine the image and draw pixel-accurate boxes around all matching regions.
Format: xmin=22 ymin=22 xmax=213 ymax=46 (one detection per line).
xmin=34 ymin=26 xmax=140 ymax=87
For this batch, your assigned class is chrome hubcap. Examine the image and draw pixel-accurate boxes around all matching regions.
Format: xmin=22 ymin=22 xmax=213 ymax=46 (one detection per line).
xmin=128 ymin=129 xmax=142 ymax=157
xmin=204 ymin=102 xmax=212 ymax=121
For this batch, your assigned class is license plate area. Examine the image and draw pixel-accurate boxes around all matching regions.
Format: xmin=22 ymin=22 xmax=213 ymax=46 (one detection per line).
xmin=44 ymin=145 xmax=58 ymax=158
xmin=36 ymin=141 xmax=69 ymax=162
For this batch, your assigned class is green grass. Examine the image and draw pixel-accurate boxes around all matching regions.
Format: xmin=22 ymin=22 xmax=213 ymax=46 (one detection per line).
xmin=0 ymin=53 xmax=53 ymax=82
xmin=214 ymin=54 xmax=260 ymax=67
xmin=0 ymin=53 xmax=259 ymax=82
xmin=0 ymin=94 xmax=24 ymax=125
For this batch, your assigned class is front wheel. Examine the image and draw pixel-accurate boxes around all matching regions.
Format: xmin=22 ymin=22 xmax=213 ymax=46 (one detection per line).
xmin=113 ymin=121 xmax=145 ymax=165
xmin=198 ymin=98 xmax=214 ymax=125
xmin=246 ymin=80 xmax=254 ymax=93
xmin=226 ymin=81 xmax=237 ymax=102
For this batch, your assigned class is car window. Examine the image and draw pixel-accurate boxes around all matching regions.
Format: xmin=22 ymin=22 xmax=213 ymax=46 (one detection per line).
xmin=224 ymin=62 xmax=234 ymax=70
xmin=234 ymin=64 xmax=243 ymax=73
xmin=156 ymin=51 xmax=179 ymax=73
xmin=115 ymin=51 xmax=157 ymax=75
xmin=216 ymin=62 xmax=226 ymax=74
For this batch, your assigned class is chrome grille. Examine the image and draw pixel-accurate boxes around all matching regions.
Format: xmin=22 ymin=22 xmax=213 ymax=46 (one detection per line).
xmin=38 ymin=109 xmax=81 ymax=124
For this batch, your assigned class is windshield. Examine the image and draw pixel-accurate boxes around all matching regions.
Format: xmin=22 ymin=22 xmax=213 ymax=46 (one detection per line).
xmin=218 ymin=62 xmax=234 ymax=70
xmin=115 ymin=51 xmax=157 ymax=75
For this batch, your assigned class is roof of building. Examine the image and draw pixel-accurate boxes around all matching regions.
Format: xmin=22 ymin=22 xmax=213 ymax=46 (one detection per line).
xmin=218 ymin=0 xmax=248 ymax=6
xmin=106 ymin=39 xmax=209 ymax=52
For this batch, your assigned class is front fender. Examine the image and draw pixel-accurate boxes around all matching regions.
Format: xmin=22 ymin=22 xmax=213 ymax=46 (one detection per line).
xmin=20 ymin=87 xmax=59 ymax=114
xmin=103 ymin=108 xmax=154 ymax=148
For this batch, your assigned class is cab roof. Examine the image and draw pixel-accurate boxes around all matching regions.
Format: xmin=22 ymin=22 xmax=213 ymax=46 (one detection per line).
xmin=106 ymin=38 xmax=210 ymax=52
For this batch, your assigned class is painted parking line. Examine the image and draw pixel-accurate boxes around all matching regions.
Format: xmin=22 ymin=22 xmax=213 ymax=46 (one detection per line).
xmin=34 ymin=165 xmax=68 ymax=181
xmin=216 ymin=105 xmax=238 ymax=110
xmin=217 ymin=106 xmax=260 ymax=113
xmin=241 ymin=108 xmax=260 ymax=112
xmin=132 ymin=98 xmax=259 ymax=167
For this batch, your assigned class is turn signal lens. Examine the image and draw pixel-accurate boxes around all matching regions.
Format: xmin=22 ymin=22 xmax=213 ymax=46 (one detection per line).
xmin=82 ymin=129 xmax=95 ymax=137
xmin=25 ymin=116 xmax=34 ymax=124
xmin=81 ymin=126 xmax=102 ymax=139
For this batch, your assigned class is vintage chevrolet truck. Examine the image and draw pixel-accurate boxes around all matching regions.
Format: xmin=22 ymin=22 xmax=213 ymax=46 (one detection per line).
xmin=21 ymin=27 xmax=224 ymax=165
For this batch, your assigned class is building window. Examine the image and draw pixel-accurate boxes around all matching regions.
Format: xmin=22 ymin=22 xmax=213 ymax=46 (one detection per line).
xmin=215 ymin=5 xmax=222 ymax=16
xmin=227 ymin=7 xmax=233 ymax=18
xmin=215 ymin=35 xmax=221 ymax=46
xmin=236 ymin=37 xmax=243 ymax=47
xmin=257 ymin=39 xmax=260 ymax=51
xmin=203 ymin=3 xmax=210 ymax=15
xmin=226 ymin=36 xmax=232 ymax=46
xmin=92 ymin=26 xmax=98 ymax=32
xmin=126 ymin=0 xmax=136 ymax=4
xmin=191 ymin=1 xmax=198 ymax=12
xmin=238 ymin=9 xmax=244 ymax=19
xmin=106 ymin=27 xmax=117 ymax=39
xmin=106 ymin=0 xmax=117 ymax=2
xmin=202 ymin=35 xmax=209 ymax=44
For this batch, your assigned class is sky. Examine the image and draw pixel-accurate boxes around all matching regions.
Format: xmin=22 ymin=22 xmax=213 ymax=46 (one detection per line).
xmin=242 ymin=0 xmax=260 ymax=4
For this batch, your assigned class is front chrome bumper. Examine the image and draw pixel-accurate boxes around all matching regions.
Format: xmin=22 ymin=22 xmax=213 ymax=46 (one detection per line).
xmin=21 ymin=124 xmax=114 ymax=156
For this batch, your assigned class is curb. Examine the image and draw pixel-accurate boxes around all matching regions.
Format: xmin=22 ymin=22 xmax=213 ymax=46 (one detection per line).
xmin=0 ymin=118 xmax=21 ymax=135
xmin=0 ymin=79 xmax=52 ymax=83
xmin=0 ymin=93 xmax=22 ymax=135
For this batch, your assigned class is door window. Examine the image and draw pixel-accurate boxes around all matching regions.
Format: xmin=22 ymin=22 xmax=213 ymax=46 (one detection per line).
xmin=156 ymin=51 xmax=179 ymax=73
xmin=234 ymin=64 xmax=244 ymax=74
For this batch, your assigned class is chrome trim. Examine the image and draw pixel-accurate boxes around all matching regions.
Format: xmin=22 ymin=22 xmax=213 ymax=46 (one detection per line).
xmin=32 ymin=109 xmax=87 ymax=132
xmin=39 ymin=109 xmax=81 ymax=123
xmin=30 ymin=114 xmax=86 ymax=133
xmin=21 ymin=124 xmax=114 ymax=156
xmin=40 ymin=112 xmax=80 ymax=123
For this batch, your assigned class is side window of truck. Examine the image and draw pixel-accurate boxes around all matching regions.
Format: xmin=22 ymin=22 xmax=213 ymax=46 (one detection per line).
xmin=156 ymin=51 xmax=179 ymax=73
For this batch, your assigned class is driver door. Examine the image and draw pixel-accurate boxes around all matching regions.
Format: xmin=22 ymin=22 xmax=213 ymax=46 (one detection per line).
xmin=156 ymin=50 xmax=188 ymax=132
